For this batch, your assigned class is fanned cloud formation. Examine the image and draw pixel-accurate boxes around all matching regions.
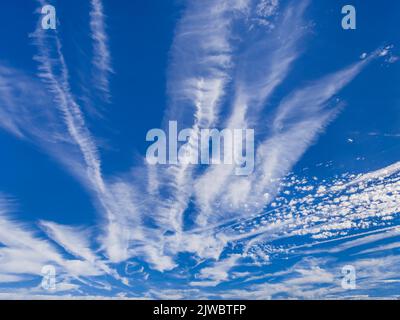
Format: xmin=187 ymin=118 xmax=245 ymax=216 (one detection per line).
xmin=0 ymin=0 xmax=399 ymax=298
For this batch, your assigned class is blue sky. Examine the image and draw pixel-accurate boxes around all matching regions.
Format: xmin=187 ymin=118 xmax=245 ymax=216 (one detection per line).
xmin=0 ymin=0 xmax=399 ymax=299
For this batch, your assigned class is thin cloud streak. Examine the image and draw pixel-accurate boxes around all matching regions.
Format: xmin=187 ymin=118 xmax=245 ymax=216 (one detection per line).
xmin=147 ymin=0 xmax=250 ymax=235
xmin=90 ymin=0 xmax=113 ymax=101
xmin=31 ymin=3 xmax=136 ymax=263
xmin=194 ymin=0 xmax=310 ymax=224
xmin=0 ymin=196 xmax=108 ymax=285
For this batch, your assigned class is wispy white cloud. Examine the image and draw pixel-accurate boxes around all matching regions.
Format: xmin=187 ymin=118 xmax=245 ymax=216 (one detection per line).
xmin=190 ymin=254 xmax=242 ymax=287
xmin=0 ymin=1 xmax=143 ymax=269
xmin=30 ymin=4 xmax=138 ymax=263
xmin=343 ymin=161 xmax=400 ymax=188
xmin=227 ymin=52 xmax=380 ymax=220
xmin=145 ymin=0 xmax=250 ymax=236
xmin=39 ymin=221 xmax=98 ymax=263
xmin=0 ymin=196 xmax=107 ymax=287
xmin=90 ymin=0 xmax=113 ymax=101
xmin=194 ymin=0 xmax=310 ymax=223
xmin=138 ymin=1 xmax=394 ymax=274
xmin=39 ymin=220 xmax=130 ymax=282
xmin=0 ymin=65 xmax=49 ymax=138
xmin=1 ymin=0 xmax=398 ymax=298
